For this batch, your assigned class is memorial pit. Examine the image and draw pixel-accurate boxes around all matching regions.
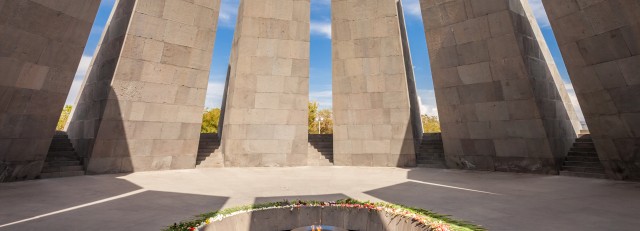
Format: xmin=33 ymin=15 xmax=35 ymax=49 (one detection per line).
xmin=167 ymin=199 xmax=483 ymax=231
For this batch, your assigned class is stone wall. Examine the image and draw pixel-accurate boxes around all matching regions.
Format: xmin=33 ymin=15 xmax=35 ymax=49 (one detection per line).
xmin=67 ymin=0 xmax=220 ymax=174
xmin=332 ymin=0 xmax=418 ymax=167
xmin=0 ymin=0 xmax=100 ymax=181
xmin=220 ymin=0 xmax=310 ymax=167
xmin=420 ymin=0 xmax=580 ymax=173
xmin=542 ymin=0 xmax=640 ymax=180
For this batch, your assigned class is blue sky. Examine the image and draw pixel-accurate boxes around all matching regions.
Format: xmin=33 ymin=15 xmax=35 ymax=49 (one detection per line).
xmin=67 ymin=0 xmax=584 ymax=120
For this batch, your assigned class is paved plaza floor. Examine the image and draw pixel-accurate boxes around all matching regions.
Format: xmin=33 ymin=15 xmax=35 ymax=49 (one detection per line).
xmin=1 ymin=167 xmax=639 ymax=230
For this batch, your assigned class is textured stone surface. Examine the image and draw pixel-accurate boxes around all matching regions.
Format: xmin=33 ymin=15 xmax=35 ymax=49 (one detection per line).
xmin=0 ymin=0 xmax=100 ymax=181
xmin=420 ymin=0 xmax=580 ymax=173
xmin=332 ymin=0 xmax=419 ymax=167
xmin=219 ymin=0 xmax=310 ymax=167
xmin=542 ymin=0 xmax=640 ymax=180
xmin=67 ymin=0 xmax=220 ymax=174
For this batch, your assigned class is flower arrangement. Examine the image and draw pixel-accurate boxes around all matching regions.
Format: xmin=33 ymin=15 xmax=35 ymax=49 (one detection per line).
xmin=166 ymin=199 xmax=484 ymax=231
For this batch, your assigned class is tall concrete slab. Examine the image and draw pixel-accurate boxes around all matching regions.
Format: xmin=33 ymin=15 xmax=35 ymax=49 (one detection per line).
xmin=220 ymin=0 xmax=310 ymax=167
xmin=332 ymin=0 xmax=419 ymax=167
xmin=542 ymin=0 xmax=640 ymax=180
xmin=67 ymin=0 xmax=220 ymax=174
xmin=0 ymin=0 xmax=100 ymax=181
xmin=420 ymin=0 xmax=580 ymax=173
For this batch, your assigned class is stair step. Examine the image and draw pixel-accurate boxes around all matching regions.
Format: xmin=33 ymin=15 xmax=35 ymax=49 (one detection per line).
xmin=563 ymin=161 xmax=604 ymax=168
xmin=43 ymin=133 xmax=84 ymax=178
xmin=41 ymin=165 xmax=83 ymax=173
xmin=419 ymin=151 xmax=444 ymax=154
xmin=417 ymin=157 xmax=445 ymax=162
xmin=575 ymin=138 xmax=592 ymax=143
xmin=570 ymin=147 xmax=597 ymax=152
xmin=417 ymin=163 xmax=447 ymax=168
xmin=566 ymin=156 xmax=600 ymax=162
xmin=313 ymin=148 xmax=333 ymax=152
xmin=567 ymin=151 xmax=598 ymax=157
xmin=559 ymin=171 xmax=606 ymax=179
xmin=198 ymin=148 xmax=219 ymax=152
xmin=309 ymin=144 xmax=333 ymax=147
xmin=49 ymin=147 xmax=75 ymax=152
xmin=49 ymin=145 xmax=73 ymax=150
xmin=417 ymin=154 xmax=444 ymax=158
xmin=198 ymin=147 xmax=220 ymax=151
xmin=44 ymin=160 xmax=81 ymax=167
xmin=39 ymin=170 xmax=85 ymax=179
xmin=47 ymin=156 xmax=82 ymax=162
xmin=419 ymin=143 xmax=443 ymax=147
xmin=562 ymin=166 xmax=605 ymax=174
xmin=47 ymin=150 xmax=78 ymax=156
xmin=573 ymin=142 xmax=595 ymax=148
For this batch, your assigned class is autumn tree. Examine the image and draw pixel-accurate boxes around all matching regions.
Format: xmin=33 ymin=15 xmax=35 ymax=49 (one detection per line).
xmin=421 ymin=115 xmax=441 ymax=133
xmin=317 ymin=109 xmax=333 ymax=134
xmin=308 ymin=101 xmax=318 ymax=134
xmin=308 ymin=101 xmax=334 ymax=134
xmin=201 ymin=108 xmax=221 ymax=133
xmin=56 ymin=105 xmax=73 ymax=131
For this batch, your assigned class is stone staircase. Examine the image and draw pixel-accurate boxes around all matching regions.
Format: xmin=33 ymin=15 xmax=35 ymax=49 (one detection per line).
xmin=559 ymin=134 xmax=607 ymax=179
xmin=416 ymin=133 xmax=446 ymax=168
xmin=308 ymin=134 xmax=333 ymax=166
xmin=196 ymin=133 xmax=223 ymax=168
xmin=40 ymin=132 xmax=85 ymax=179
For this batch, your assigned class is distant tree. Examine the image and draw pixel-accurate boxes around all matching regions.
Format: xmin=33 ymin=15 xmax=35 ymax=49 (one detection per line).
xmin=317 ymin=109 xmax=333 ymax=134
xmin=308 ymin=101 xmax=318 ymax=134
xmin=56 ymin=105 xmax=73 ymax=131
xmin=421 ymin=115 xmax=441 ymax=133
xmin=201 ymin=108 xmax=221 ymax=133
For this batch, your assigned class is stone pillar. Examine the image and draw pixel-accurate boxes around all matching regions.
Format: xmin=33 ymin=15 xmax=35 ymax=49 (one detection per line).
xmin=0 ymin=0 xmax=100 ymax=181
xmin=420 ymin=0 xmax=580 ymax=173
xmin=67 ymin=0 xmax=220 ymax=174
xmin=541 ymin=0 xmax=640 ymax=180
xmin=219 ymin=0 xmax=310 ymax=167
xmin=332 ymin=0 xmax=418 ymax=167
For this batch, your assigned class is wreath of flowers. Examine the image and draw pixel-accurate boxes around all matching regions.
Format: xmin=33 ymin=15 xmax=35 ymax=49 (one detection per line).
xmin=167 ymin=199 xmax=483 ymax=231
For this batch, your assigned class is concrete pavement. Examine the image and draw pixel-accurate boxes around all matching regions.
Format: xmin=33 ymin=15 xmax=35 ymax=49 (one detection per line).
xmin=0 ymin=167 xmax=639 ymax=230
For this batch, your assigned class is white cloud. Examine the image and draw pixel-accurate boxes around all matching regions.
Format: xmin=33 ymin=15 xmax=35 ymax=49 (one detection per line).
xmin=417 ymin=89 xmax=438 ymax=116
xmin=204 ymin=80 xmax=226 ymax=109
xmin=65 ymin=55 xmax=93 ymax=105
xmin=564 ymin=82 xmax=586 ymax=122
xmin=218 ymin=0 xmax=240 ymax=28
xmin=65 ymin=79 xmax=84 ymax=105
xmin=402 ymin=0 xmax=422 ymax=19
xmin=310 ymin=21 xmax=332 ymax=39
xmin=74 ymin=55 xmax=92 ymax=80
xmin=528 ymin=0 xmax=550 ymax=28
xmin=310 ymin=90 xmax=332 ymax=109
